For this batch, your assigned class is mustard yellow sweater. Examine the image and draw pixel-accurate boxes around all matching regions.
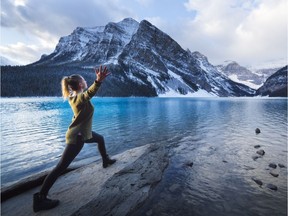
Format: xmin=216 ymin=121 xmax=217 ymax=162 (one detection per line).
xmin=65 ymin=81 xmax=101 ymax=144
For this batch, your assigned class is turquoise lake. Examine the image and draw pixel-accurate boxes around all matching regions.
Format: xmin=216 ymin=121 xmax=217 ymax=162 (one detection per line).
xmin=1 ymin=97 xmax=287 ymax=215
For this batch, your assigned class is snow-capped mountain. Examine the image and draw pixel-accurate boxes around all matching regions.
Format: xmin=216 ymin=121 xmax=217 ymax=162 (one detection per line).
xmin=37 ymin=18 xmax=139 ymax=66
xmin=217 ymin=60 xmax=284 ymax=90
xmin=32 ymin=18 xmax=254 ymax=97
xmin=217 ymin=61 xmax=264 ymax=89
xmin=256 ymin=66 xmax=287 ymax=97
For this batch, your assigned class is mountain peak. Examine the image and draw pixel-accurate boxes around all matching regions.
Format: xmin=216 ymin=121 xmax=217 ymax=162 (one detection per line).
xmin=223 ymin=60 xmax=238 ymax=66
xmin=34 ymin=18 xmax=141 ymax=66
xmin=28 ymin=18 xmax=254 ymax=97
xmin=190 ymin=51 xmax=209 ymax=64
xmin=118 ymin=17 xmax=139 ymax=25
xmin=105 ymin=18 xmax=139 ymax=33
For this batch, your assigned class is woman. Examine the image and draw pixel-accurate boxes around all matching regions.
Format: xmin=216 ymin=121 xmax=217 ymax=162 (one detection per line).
xmin=33 ymin=65 xmax=116 ymax=212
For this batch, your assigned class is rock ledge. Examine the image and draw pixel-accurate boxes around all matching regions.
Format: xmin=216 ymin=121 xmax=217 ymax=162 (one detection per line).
xmin=1 ymin=144 xmax=168 ymax=216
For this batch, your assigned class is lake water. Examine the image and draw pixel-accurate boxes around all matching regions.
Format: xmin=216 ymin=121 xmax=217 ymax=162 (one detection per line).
xmin=1 ymin=97 xmax=287 ymax=215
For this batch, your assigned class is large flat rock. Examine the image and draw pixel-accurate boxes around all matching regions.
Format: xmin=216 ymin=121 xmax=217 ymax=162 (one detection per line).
xmin=72 ymin=143 xmax=168 ymax=216
xmin=1 ymin=144 xmax=168 ymax=216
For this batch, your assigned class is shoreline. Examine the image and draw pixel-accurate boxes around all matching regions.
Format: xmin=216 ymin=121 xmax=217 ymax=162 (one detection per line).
xmin=1 ymin=143 xmax=169 ymax=216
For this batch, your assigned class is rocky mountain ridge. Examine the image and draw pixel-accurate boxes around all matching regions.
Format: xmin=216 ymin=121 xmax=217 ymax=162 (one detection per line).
xmin=1 ymin=18 xmax=286 ymax=97
xmin=30 ymin=18 xmax=254 ymax=97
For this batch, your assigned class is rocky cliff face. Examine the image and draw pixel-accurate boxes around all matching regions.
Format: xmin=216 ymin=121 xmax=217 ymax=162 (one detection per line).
xmin=256 ymin=66 xmax=287 ymax=97
xmin=32 ymin=18 xmax=254 ymax=97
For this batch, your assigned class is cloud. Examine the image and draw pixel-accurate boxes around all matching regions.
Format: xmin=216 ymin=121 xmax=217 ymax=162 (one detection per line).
xmin=1 ymin=0 xmax=286 ymax=66
xmin=2 ymin=0 xmax=133 ymax=33
xmin=1 ymin=0 xmax=135 ymax=64
xmin=0 ymin=42 xmax=47 ymax=65
xmin=181 ymin=0 xmax=287 ymax=65
xmin=232 ymin=0 xmax=287 ymax=64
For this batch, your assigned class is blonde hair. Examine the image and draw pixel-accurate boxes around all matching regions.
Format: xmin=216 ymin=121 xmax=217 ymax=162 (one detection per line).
xmin=61 ymin=74 xmax=84 ymax=99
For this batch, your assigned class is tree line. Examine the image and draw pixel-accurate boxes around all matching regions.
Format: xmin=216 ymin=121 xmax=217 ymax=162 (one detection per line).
xmin=1 ymin=65 xmax=157 ymax=97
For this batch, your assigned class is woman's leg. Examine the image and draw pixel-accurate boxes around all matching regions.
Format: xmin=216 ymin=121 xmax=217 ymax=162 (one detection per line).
xmin=85 ymin=131 xmax=116 ymax=168
xmin=33 ymin=136 xmax=84 ymax=212
xmin=85 ymin=131 xmax=107 ymax=158
xmin=40 ymin=137 xmax=84 ymax=196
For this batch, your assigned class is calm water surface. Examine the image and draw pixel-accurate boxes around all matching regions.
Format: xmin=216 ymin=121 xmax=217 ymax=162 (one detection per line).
xmin=1 ymin=97 xmax=287 ymax=216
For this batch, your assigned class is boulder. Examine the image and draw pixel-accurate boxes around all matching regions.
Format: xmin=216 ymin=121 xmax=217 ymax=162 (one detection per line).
xmin=256 ymin=149 xmax=265 ymax=156
xmin=267 ymin=184 xmax=278 ymax=191
xmin=252 ymin=177 xmax=263 ymax=186
xmin=269 ymin=163 xmax=277 ymax=169
xmin=252 ymin=155 xmax=261 ymax=161
xmin=255 ymin=128 xmax=261 ymax=134
xmin=269 ymin=171 xmax=279 ymax=177
xmin=184 ymin=161 xmax=194 ymax=167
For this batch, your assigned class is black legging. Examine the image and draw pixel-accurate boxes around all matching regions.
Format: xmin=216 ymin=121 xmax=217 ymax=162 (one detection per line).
xmin=40 ymin=131 xmax=107 ymax=196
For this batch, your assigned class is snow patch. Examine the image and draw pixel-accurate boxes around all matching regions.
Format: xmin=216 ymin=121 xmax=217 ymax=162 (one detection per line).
xmin=167 ymin=70 xmax=194 ymax=91
xmin=158 ymin=87 xmax=216 ymax=98
xmin=147 ymin=76 xmax=159 ymax=91
xmin=228 ymin=74 xmax=262 ymax=90
xmin=86 ymin=26 xmax=105 ymax=33
xmin=198 ymin=59 xmax=208 ymax=71
xmin=168 ymin=70 xmax=182 ymax=81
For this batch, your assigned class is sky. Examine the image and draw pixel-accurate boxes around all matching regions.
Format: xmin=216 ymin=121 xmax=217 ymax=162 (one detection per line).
xmin=1 ymin=0 xmax=287 ymax=67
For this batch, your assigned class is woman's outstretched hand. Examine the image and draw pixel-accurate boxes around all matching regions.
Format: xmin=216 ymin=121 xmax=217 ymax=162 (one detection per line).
xmin=94 ymin=65 xmax=111 ymax=82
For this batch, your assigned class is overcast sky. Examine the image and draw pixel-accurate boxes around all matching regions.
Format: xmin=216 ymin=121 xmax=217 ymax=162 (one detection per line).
xmin=1 ymin=0 xmax=287 ymax=66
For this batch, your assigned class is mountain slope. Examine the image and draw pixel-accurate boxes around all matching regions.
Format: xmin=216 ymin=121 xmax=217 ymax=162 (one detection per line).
xmin=256 ymin=66 xmax=287 ymax=97
xmin=32 ymin=18 xmax=254 ymax=97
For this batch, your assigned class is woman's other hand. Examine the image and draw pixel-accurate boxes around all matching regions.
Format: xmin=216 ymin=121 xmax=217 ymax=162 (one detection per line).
xmin=94 ymin=65 xmax=111 ymax=82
